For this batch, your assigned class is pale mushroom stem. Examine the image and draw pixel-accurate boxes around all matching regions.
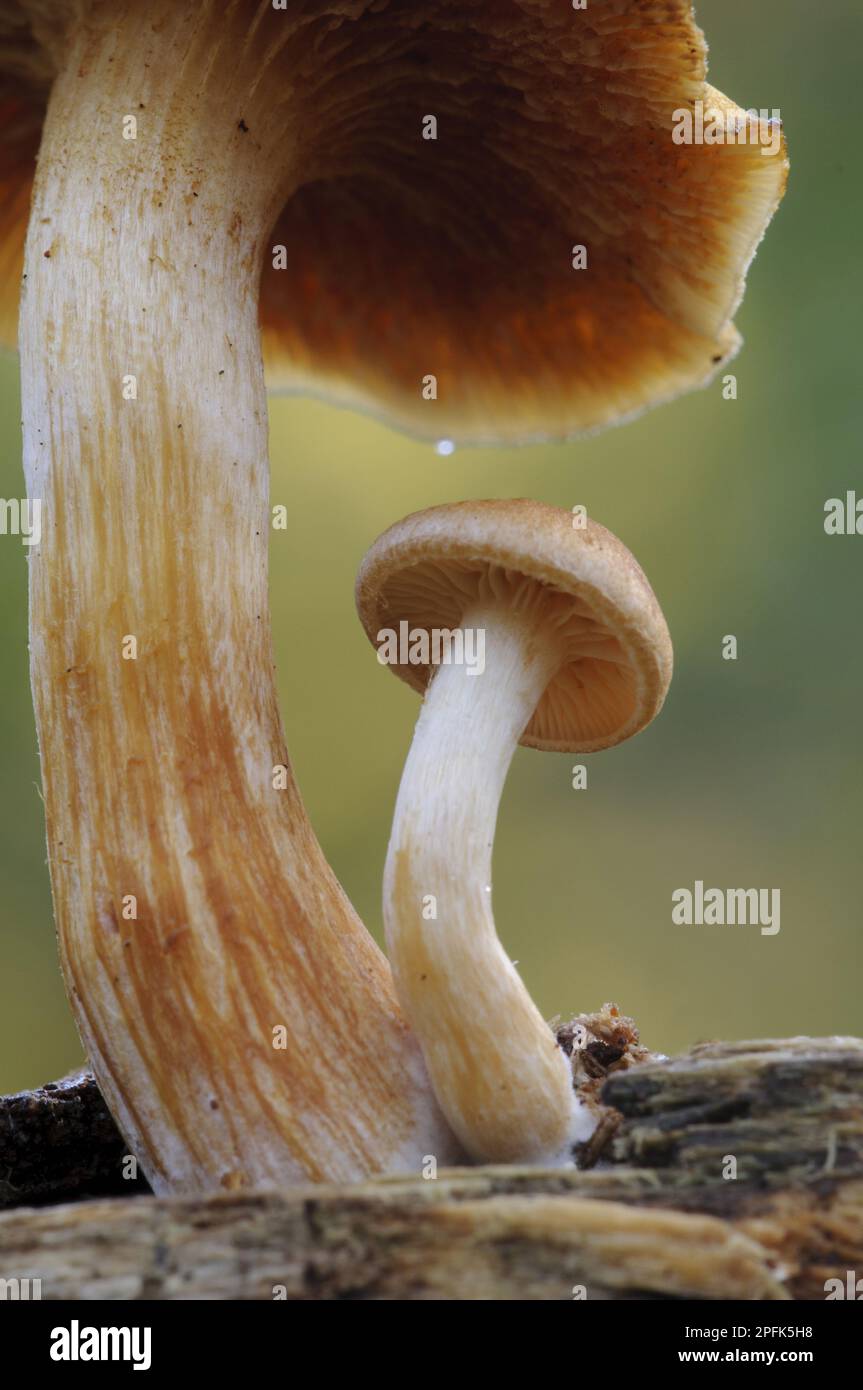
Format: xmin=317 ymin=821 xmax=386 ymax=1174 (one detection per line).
xmin=18 ymin=3 xmax=457 ymax=1192
xmin=384 ymin=598 xmax=596 ymax=1164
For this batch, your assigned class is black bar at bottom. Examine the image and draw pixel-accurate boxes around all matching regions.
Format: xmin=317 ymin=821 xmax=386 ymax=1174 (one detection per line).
xmin=1 ymin=1296 xmax=858 ymax=1374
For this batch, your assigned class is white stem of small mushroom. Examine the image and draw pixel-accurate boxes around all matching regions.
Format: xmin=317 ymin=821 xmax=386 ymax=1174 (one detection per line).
xmin=384 ymin=599 xmax=597 ymax=1164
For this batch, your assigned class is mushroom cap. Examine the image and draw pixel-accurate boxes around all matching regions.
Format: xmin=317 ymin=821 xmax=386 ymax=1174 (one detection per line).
xmin=1 ymin=1 xmax=787 ymax=443
xmin=355 ymin=499 xmax=673 ymax=753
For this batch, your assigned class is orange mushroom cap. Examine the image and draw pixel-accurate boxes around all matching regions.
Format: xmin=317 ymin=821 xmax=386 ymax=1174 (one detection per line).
xmin=356 ymin=498 xmax=673 ymax=752
xmin=1 ymin=0 xmax=787 ymax=442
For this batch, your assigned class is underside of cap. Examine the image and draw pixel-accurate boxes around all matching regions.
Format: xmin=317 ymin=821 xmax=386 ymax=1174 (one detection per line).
xmin=0 ymin=95 xmax=39 ymax=348
xmin=0 ymin=0 xmax=52 ymax=350
xmin=0 ymin=1 xmax=786 ymax=446
xmin=259 ymin=0 xmax=788 ymax=442
xmin=356 ymin=499 xmax=673 ymax=752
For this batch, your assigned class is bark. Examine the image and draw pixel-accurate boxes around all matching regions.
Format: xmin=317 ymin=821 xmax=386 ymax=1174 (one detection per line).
xmin=1 ymin=1037 xmax=860 ymax=1300
xmin=0 ymin=1071 xmax=150 ymax=1207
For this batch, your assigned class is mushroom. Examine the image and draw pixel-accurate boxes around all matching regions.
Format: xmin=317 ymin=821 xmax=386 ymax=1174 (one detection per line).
xmin=4 ymin=2 xmax=463 ymax=1194
xmin=0 ymin=1 xmax=781 ymax=1191
xmin=356 ymin=501 xmax=673 ymax=1164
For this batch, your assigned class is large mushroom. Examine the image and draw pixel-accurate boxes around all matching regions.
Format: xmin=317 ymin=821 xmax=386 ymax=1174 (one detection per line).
xmin=356 ymin=501 xmax=672 ymax=1163
xmin=0 ymin=2 xmax=785 ymax=1190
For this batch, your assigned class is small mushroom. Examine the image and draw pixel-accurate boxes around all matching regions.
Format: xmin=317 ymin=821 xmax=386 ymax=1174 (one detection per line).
xmin=356 ymin=501 xmax=673 ymax=1164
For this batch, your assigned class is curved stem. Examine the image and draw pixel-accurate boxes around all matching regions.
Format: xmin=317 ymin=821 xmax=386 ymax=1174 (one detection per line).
xmin=384 ymin=602 xmax=595 ymax=1163
xmin=20 ymin=2 xmax=457 ymax=1192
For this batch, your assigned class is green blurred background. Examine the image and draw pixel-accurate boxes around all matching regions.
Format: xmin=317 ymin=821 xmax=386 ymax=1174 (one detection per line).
xmin=1 ymin=0 xmax=860 ymax=1092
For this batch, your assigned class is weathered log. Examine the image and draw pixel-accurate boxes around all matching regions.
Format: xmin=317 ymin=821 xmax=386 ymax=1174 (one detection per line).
xmin=0 ymin=1070 xmax=150 ymax=1208
xmin=607 ymin=1036 xmax=863 ymax=1182
xmin=0 ymin=1177 xmax=789 ymax=1301
xmin=603 ymin=1037 xmax=863 ymax=1300
xmin=0 ymin=1037 xmax=859 ymax=1299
